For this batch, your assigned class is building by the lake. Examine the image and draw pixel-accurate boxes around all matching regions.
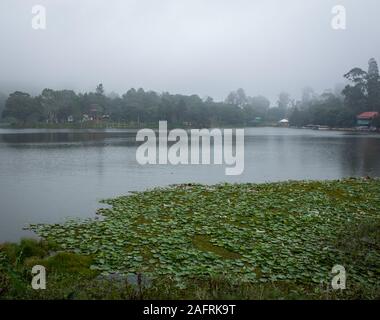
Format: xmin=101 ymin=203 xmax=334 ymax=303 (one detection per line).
xmin=356 ymin=112 xmax=379 ymax=128
xmin=278 ymin=119 xmax=289 ymax=127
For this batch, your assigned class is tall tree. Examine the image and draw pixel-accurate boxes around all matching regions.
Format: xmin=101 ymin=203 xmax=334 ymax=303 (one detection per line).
xmin=367 ymin=58 xmax=380 ymax=111
xmin=225 ymin=88 xmax=247 ymax=107
xmin=2 ymin=91 xmax=42 ymax=123
xmin=244 ymin=95 xmax=270 ymax=123
xmin=96 ymin=83 xmax=105 ymax=96
xmin=301 ymin=87 xmax=315 ymax=105
xmin=343 ymin=67 xmax=368 ymax=114
xmin=39 ymin=88 xmax=58 ymax=122
xmin=0 ymin=92 xmax=7 ymax=118
xmin=236 ymin=88 xmax=247 ymax=107
xmin=277 ymin=92 xmax=291 ymax=110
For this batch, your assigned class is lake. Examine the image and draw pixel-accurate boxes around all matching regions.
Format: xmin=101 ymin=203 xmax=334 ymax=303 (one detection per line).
xmin=0 ymin=127 xmax=379 ymax=242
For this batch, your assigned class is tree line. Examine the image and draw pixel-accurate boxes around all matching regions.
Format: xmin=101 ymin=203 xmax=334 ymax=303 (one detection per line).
xmin=1 ymin=58 xmax=380 ymax=128
xmin=289 ymin=58 xmax=380 ymax=127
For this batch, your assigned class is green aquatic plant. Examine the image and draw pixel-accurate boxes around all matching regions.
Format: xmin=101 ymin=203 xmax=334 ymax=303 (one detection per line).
xmin=27 ymin=178 xmax=380 ymax=292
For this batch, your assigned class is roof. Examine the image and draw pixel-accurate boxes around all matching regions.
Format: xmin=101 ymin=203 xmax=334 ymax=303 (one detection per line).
xmin=357 ymin=112 xmax=379 ymax=119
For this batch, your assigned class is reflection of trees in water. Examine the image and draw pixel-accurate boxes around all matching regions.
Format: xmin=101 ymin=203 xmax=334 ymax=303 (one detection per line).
xmin=340 ymin=137 xmax=380 ymax=177
xmin=0 ymin=131 xmax=138 ymax=147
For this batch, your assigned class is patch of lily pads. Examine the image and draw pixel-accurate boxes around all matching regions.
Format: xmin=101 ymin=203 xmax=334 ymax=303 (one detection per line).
xmin=29 ymin=178 xmax=380 ymax=288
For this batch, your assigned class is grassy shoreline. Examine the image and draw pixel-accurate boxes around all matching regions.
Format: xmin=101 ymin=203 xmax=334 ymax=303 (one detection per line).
xmin=1 ymin=178 xmax=379 ymax=299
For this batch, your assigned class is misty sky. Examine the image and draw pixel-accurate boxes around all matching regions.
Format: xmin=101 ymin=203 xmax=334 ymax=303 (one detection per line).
xmin=0 ymin=0 xmax=379 ymax=103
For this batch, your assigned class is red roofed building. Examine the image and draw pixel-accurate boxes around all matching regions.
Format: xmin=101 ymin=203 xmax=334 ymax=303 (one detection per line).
xmin=357 ymin=111 xmax=379 ymax=127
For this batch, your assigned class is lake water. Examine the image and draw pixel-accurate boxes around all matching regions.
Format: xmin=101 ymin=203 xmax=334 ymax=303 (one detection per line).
xmin=0 ymin=127 xmax=380 ymax=242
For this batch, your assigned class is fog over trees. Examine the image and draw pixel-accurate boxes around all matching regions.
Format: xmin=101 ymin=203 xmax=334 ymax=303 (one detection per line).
xmin=2 ymin=58 xmax=380 ymax=128
xmin=1 ymin=1 xmax=379 ymax=100
xmin=289 ymin=57 xmax=380 ymax=127
xmin=1 ymin=1 xmax=379 ymax=128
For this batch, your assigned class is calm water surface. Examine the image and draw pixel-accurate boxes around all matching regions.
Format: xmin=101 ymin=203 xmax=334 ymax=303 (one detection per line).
xmin=1 ymin=127 xmax=380 ymax=242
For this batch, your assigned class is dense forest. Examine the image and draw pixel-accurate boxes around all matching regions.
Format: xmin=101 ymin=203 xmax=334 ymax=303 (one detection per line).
xmin=1 ymin=58 xmax=380 ymax=128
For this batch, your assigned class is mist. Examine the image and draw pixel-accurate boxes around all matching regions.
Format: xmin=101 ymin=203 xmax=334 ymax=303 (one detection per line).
xmin=0 ymin=0 xmax=379 ymax=103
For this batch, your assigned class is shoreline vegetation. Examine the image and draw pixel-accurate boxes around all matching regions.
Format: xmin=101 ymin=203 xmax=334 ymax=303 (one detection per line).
xmin=1 ymin=58 xmax=380 ymax=131
xmin=0 ymin=121 xmax=379 ymax=133
xmin=1 ymin=178 xmax=379 ymax=300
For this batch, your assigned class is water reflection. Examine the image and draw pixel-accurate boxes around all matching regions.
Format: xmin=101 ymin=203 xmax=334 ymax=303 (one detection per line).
xmin=0 ymin=130 xmax=138 ymax=146
xmin=0 ymin=127 xmax=379 ymax=242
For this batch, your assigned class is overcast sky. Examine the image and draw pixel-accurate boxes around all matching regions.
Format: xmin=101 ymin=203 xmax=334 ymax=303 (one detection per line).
xmin=0 ymin=0 xmax=379 ymax=103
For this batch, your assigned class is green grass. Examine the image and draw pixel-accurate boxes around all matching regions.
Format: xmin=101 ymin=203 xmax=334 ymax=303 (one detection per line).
xmin=1 ymin=178 xmax=379 ymax=299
